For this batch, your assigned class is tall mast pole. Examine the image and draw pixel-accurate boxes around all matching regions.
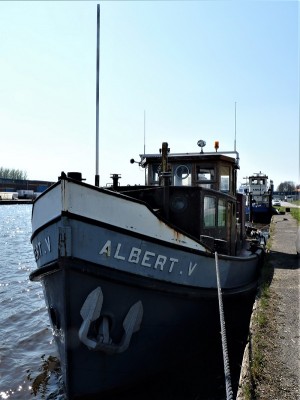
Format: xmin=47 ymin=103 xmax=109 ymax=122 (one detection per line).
xmin=95 ymin=4 xmax=100 ymax=187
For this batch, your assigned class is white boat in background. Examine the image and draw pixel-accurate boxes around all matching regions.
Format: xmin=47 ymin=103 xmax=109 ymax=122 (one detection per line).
xmin=0 ymin=192 xmax=18 ymax=200
xmin=245 ymin=172 xmax=277 ymax=223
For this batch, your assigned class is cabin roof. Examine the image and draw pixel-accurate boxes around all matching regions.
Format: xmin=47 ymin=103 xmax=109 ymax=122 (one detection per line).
xmin=140 ymin=152 xmax=237 ymax=166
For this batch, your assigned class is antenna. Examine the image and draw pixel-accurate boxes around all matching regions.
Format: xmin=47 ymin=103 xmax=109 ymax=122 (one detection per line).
xmin=144 ymin=110 xmax=146 ymax=183
xmin=234 ymin=101 xmax=237 ymax=152
xmin=95 ymin=4 xmax=100 ymax=187
xmin=143 ymin=110 xmax=146 ymax=155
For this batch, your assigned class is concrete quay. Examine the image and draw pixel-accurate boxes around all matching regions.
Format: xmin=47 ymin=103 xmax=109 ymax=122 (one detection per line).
xmin=238 ymin=211 xmax=300 ymax=399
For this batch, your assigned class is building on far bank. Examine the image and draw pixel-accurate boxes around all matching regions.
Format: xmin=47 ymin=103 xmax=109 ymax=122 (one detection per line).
xmin=0 ymin=178 xmax=54 ymax=196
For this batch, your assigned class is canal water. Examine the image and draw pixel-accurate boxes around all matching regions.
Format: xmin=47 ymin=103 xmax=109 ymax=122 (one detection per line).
xmin=0 ymin=204 xmax=257 ymax=399
xmin=0 ymin=205 xmax=64 ymax=399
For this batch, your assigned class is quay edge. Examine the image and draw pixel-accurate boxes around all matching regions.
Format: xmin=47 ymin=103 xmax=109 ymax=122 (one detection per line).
xmin=237 ymin=211 xmax=300 ymax=399
xmin=0 ymin=199 xmax=33 ymax=205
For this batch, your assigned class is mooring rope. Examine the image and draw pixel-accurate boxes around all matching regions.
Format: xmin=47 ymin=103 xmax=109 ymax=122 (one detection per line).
xmin=214 ymin=251 xmax=234 ymax=400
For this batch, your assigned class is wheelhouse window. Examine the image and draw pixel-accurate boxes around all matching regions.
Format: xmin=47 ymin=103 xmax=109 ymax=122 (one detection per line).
xmin=220 ymin=166 xmax=230 ymax=192
xmin=147 ymin=163 xmax=160 ymax=185
xmin=218 ymin=199 xmax=226 ymax=226
xmin=251 ymin=178 xmax=265 ymax=185
xmin=197 ymin=166 xmax=215 ymax=188
xmin=203 ymin=196 xmax=216 ymax=227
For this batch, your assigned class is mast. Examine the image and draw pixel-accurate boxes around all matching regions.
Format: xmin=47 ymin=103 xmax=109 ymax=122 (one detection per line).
xmin=95 ymin=4 xmax=100 ymax=187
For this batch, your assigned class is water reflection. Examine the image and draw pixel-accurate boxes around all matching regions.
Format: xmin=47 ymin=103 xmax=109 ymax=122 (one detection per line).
xmin=27 ymin=355 xmax=63 ymax=399
xmin=0 ymin=206 xmax=62 ymax=399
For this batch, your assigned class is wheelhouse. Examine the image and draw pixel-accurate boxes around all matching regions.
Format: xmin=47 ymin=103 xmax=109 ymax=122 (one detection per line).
xmin=117 ymin=142 xmax=243 ymax=256
xmin=142 ymin=152 xmax=237 ymax=195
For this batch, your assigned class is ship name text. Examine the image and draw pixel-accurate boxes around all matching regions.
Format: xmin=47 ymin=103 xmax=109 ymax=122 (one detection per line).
xmin=99 ymin=240 xmax=197 ymax=276
xmin=33 ymin=236 xmax=51 ymax=261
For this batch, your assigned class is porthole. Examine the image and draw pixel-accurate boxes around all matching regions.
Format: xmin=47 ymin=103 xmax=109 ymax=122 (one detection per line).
xmin=175 ymin=165 xmax=189 ymax=180
xmin=170 ymin=195 xmax=188 ymax=213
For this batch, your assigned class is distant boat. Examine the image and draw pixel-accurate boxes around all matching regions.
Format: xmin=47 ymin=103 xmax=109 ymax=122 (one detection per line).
xmin=30 ymin=139 xmax=265 ymax=399
xmin=245 ymin=172 xmax=277 ymax=223
xmin=0 ymin=192 xmax=18 ymax=200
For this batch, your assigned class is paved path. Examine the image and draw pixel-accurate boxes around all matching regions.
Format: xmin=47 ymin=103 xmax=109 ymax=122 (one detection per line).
xmin=280 ymin=201 xmax=300 ymax=209
xmin=267 ymin=212 xmax=300 ymax=397
xmin=238 ymin=211 xmax=300 ymax=399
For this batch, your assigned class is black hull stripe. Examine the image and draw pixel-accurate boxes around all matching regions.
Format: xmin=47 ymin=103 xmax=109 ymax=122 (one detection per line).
xmin=29 ymin=257 xmax=258 ymax=299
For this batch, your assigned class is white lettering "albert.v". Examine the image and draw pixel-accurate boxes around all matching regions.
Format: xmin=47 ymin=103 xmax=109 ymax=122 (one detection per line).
xmin=99 ymin=240 xmax=198 ymax=277
xmin=99 ymin=240 xmax=179 ymax=273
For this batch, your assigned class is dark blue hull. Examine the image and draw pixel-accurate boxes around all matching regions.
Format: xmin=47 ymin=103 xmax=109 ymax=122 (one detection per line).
xmin=31 ymin=256 xmax=258 ymax=399
xmin=246 ymin=205 xmax=275 ymax=224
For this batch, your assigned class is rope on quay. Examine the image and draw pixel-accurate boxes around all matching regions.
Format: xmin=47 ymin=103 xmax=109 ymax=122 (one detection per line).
xmin=214 ymin=252 xmax=234 ymax=400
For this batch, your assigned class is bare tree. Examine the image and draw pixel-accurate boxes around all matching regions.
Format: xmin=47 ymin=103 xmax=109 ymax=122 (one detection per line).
xmin=277 ymin=181 xmax=296 ymax=192
xmin=0 ymin=167 xmax=27 ymax=180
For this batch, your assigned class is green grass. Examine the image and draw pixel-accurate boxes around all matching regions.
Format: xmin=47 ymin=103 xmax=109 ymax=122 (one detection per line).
xmin=290 ymin=200 xmax=300 ymax=223
xmin=273 ymin=200 xmax=300 ymax=223
xmin=237 ymin=251 xmax=274 ymax=400
xmin=241 ymin=255 xmax=274 ymax=400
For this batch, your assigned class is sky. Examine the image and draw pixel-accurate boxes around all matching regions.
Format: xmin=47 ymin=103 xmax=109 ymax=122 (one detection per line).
xmin=0 ymin=1 xmax=299 ymax=189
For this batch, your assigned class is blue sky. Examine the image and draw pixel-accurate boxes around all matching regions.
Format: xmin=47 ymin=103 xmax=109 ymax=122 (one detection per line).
xmin=0 ymin=1 xmax=298 ymax=189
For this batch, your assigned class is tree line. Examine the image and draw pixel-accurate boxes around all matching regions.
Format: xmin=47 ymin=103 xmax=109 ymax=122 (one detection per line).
xmin=0 ymin=167 xmax=27 ymax=180
xmin=276 ymin=181 xmax=299 ymax=192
